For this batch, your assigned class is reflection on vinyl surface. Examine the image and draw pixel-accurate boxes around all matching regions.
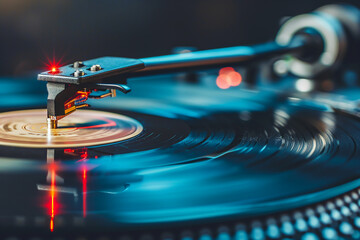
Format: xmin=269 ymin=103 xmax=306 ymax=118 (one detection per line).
xmin=1 ymin=77 xmax=360 ymax=237
xmin=0 ymin=109 xmax=143 ymax=148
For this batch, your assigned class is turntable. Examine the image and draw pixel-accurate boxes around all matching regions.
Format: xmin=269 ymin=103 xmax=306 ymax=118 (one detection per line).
xmin=1 ymin=3 xmax=360 ymax=240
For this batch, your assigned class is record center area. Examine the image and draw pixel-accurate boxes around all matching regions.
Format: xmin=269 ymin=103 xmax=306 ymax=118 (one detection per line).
xmin=0 ymin=109 xmax=143 ymax=148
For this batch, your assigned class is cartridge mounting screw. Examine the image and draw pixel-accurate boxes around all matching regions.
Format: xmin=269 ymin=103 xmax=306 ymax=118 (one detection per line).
xmin=74 ymin=69 xmax=85 ymax=77
xmin=73 ymin=61 xmax=84 ymax=68
xmin=90 ymin=64 xmax=102 ymax=72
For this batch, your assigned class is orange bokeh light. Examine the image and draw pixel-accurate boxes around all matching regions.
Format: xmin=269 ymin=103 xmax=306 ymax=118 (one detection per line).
xmin=219 ymin=67 xmax=234 ymax=75
xmin=227 ymin=71 xmax=242 ymax=86
xmin=216 ymin=75 xmax=230 ymax=89
xmin=216 ymin=67 xmax=242 ymax=89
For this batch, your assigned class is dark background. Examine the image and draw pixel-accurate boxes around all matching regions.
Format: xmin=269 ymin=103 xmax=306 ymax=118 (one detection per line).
xmin=1 ymin=0 xmax=360 ymax=76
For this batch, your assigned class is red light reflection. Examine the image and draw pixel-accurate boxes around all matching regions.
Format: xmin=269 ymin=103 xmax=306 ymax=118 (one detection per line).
xmin=83 ymin=167 xmax=87 ymax=218
xmin=64 ymin=148 xmax=88 ymax=162
xmin=77 ymin=119 xmax=117 ymax=129
xmin=64 ymin=148 xmax=89 ymax=218
xmin=49 ymin=66 xmax=61 ymax=74
xmin=44 ymin=148 xmax=90 ymax=232
xmin=43 ymin=52 xmax=65 ymax=75
xmin=49 ymin=166 xmax=56 ymax=232
xmin=216 ymin=67 xmax=242 ymax=89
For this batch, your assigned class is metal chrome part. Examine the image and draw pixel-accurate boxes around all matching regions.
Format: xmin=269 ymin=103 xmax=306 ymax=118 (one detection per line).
xmin=73 ymin=61 xmax=84 ymax=68
xmin=275 ymin=4 xmax=360 ymax=78
xmin=90 ymin=64 xmax=102 ymax=72
xmin=47 ymin=118 xmax=58 ymax=129
xmin=276 ymin=12 xmax=346 ymax=78
xmin=73 ymin=69 xmax=85 ymax=77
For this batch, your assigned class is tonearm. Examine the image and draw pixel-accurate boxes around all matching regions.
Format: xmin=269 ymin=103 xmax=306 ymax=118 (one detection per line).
xmin=38 ymin=4 xmax=360 ymax=129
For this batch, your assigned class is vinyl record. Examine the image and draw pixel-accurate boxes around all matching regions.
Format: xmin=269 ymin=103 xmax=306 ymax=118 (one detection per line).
xmin=1 ymin=78 xmax=360 ymax=239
